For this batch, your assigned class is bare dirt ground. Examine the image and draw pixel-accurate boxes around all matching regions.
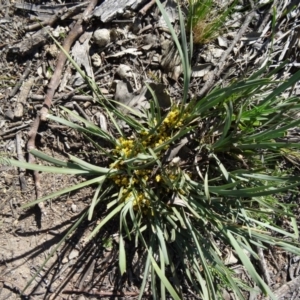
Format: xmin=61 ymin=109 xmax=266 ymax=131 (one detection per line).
xmin=1 ymin=0 xmax=300 ymax=299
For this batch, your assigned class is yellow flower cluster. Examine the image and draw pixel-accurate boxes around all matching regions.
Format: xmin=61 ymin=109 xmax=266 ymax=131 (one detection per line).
xmin=169 ymin=173 xmax=177 ymax=181
xmin=134 ymin=169 xmax=151 ymax=181
xmin=163 ymin=108 xmax=180 ymax=125
xmin=155 ymin=174 xmax=161 ymax=182
xmin=111 ymin=174 xmax=129 ymax=186
xmin=141 ymin=131 xmax=168 ymax=148
xmin=111 ymin=169 xmax=152 ymax=187
xmin=114 ymin=137 xmax=136 ymax=158
xmin=161 ymin=107 xmax=187 ymax=129
xmin=112 ymin=107 xmax=187 ymax=162
xmin=109 ymin=105 xmax=189 ymax=213
xmin=122 ymin=191 xmax=150 ymax=210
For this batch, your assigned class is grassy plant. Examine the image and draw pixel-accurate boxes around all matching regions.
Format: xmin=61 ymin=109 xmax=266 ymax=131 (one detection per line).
xmin=187 ymin=0 xmax=237 ymax=44
xmin=3 ymin=1 xmax=300 ymax=299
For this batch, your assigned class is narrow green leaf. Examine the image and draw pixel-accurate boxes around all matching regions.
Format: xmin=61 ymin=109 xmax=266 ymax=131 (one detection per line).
xmin=86 ymin=203 xmax=124 ymax=241
xmin=88 ymin=183 xmax=102 ymax=221
xmin=138 ymin=250 xmax=152 ymax=300
xmin=149 ymin=252 xmax=180 ymax=300
xmin=68 ymin=154 xmax=115 ymax=174
xmin=155 ymin=223 xmax=169 ymax=265
xmin=6 ymin=158 xmax=90 ymax=175
xmin=119 ymin=233 xmax=126 ymax=275
xmin=159 ymin=246 xmax=166 ymax=300
xmin=21 ymin=175 xmax=106 ymax=208
xmin=260 ymin=68 xmax=300 ymax=105
xmin=213 ymin=102 xmax=233 ymax=148
xmin=184 ymin=215 xmax=217 ymax=299
xmin=30 ymin=149 xmax=75 ymax=168
xmin=227 ymin=231 xmax=275 ymax=298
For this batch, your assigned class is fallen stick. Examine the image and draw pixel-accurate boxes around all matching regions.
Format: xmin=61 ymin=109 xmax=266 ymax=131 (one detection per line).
xmin=139 ymin=0 xmax=156 ymax=15
xmin=24 ymin=6 xmax=67 ymax=31
xmin=9 ymin=61 xmax=31 ymax=99
xmin=257 ymin=246 xmax=272 ymax=286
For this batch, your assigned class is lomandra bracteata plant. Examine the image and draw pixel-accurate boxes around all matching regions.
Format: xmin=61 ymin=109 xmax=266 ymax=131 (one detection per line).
xmin=3 ymin=1 xmax=300 ymax=299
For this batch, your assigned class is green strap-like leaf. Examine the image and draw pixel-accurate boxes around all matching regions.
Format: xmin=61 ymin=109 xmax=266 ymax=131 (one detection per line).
xmin=227 ymin=231 xmax=275 ymax=298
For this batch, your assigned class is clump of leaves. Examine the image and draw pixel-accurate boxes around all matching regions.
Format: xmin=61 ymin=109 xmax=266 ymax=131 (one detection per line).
xmin=4 ymin=1 xmax=300 ymax=299
xmin=187 ymin=0 xmax=237 ymax=44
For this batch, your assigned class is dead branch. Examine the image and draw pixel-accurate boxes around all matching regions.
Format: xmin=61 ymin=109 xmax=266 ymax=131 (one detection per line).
xmin=25 ymin=2 xmax=88 ymax=31
xmin=24 ymin=6 xmax=68 ymax=31
xmin=139 ymin=0 xmax=156 ymax=15
xmin=9 ymin=61 xmax=31 ymax=99
xmin=257 ymin=246 xmax=272 ymax=286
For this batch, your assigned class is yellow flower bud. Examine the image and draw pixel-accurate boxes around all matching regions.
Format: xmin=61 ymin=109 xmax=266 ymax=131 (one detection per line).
xmin=121 ymin=177 xmax=128 ymax=185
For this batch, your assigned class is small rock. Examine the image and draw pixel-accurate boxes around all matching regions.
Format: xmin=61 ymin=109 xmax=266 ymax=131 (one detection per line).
xmin=217 ymin=36 xmax=228 ymax=48
xmin=62 ymin=257 xmax=68 ymax=264
xmin=0 ymin=120 xmax=5 ymax=129
xmin=212 ymin=48 xmax=224 ymax=59
xmin=203 ymin=71 xmax=212 ymax=82
xmin=4 ymin=109 xmax=14 ymax=120
xmin=68 ymin=249 xmax=79 ymax=260
xmin=116 ymin=64 xmax=133 ymax=79
xmin=222 ymin=289 xmax=231 ymax=300
xmin=64 ymin=102 xmax=74 ymax=109
xmin=192 ymin=64 xmax=211 ymax=78
xmin=144 ymin=33 xmax=157 ymax=45
xmin=224 ymin=250 xmax=238 ymax=265
xmin=45 ymin=44 xmax=59 ymax=57
xmin=71 ymin=203 xmax=77 ymax=213
xmin=114 ymin=80 xmax=134 ymax=106
xmin=91 ymin=53 xmax=102 ymax=67
xmin=14 ymin=103 xmax=24 ymax=119
xmin=37 ymin=66 xmax=43 ymax=77
xmin=93 ymin=29 xmax=110 ymax=47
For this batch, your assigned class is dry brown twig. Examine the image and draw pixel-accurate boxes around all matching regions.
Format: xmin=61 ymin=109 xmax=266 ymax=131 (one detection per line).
xmin=139 ymin=0 xmax=156 ymax=15
xmin=257 ymin=246 xmax=272 ymax=286
xmin=27 ymin=0 xmax=99 ymax=217
xmin=9 ymin=60 xmax=31 ymax=99
xmin=24 ymin=6 xmax=68 ymax=31
xmin=24 ymin=2 xmax=88 ymax=31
